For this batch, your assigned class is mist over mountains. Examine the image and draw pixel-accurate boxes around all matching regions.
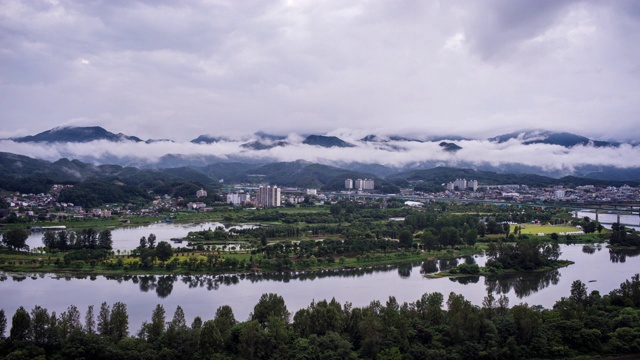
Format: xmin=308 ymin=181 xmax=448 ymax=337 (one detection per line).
xmin=1 ymin=126 xmax=639 ymax=181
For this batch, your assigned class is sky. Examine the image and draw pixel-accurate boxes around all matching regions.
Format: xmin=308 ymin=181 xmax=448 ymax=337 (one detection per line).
xmin=1 ymin=0 xmax=640 ymax=142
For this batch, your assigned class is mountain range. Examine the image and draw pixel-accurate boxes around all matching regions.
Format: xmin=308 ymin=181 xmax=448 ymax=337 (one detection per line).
xmin=1 ymin=126 xmax=639 ymax=182
xmin=2 ymin=152 xmax=637 ymax=199
xmin=6 ymin=126 xmax=625 ymax=149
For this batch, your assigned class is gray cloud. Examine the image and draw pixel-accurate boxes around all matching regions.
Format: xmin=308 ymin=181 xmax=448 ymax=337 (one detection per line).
xmin=1 ymin=1 xmax=639 ymax=142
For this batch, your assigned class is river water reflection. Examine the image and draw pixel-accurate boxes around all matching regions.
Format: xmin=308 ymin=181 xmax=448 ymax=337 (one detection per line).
xmin=1 ymin=244 xmax=639 ymax=332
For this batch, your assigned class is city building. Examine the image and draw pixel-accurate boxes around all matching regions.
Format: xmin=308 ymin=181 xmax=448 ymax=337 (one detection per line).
xmin=196 ymin=188 xmax=208 ymax=198
xmin=227 ymin=192 xmax=250 ymax=206
xmin=446 ymin=179 xmax=478 ymax=191
xmin=467 ymin=180 xmax=478 ymax=191
xmin=345 ymin=179 xmax=353 ymax=190
xmin=453 ymin=179 xmax=467 ymax=190
xmin=354 ymin=178 xmax=375 ymax=191
xmin=306 ymin=189 xmax=317 ymax=195
xmin=257 ymin=185 xmax=281 ymax=207
xmin=555 ymin=189 xmax=565 ymax=200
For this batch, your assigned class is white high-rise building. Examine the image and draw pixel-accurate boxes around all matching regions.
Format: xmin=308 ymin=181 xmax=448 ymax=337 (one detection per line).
xmin=453 ymin=179 xmax=467 ymax=190
xmin=345 ymin=179 xmax=353 ymax=190
xmin=354 ymin=178 xmax=375 ymax=191
xmin=555 ymin=189 xmax=565 ymax=200
xmin=257 ymin=186 xmax=281 ymax=207
xmin=227 ymin=193 xmax=250 ymax=206
xmin=467 ymin=180 xmax=478 ymax=191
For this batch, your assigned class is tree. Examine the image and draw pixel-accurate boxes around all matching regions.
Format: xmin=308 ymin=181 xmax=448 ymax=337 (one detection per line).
xmin=30 ymin=305 xmax=50 ymax=345
xmin=42 ymin=231 xmax=56 ymax=249
xmin=98 ymin=230 xmax=112 ymax=250
xmin=147 ymin=233 xmax=157 ymax=249
xmin=330 ymin=203 xmax=342 ymax=216
xmin=139 ymin=236 xmax=147 ymax=250
xmin=421 ymin=230 xmax=439 ymax=253
xmin=10 ymin=306 xmax=31 ymax=342
xmin=199 ymin=320 xmax=224 ymax=354
xmin=398 ymin=230 xmax=413 ymax=248
xmin=156 ymin=241 xmax=173 ymax=263
xmin=213 ymin=305 xmax=236 ymax=344
xmin=439 ymin=227 xmax=461 ymax=248
xmin=464 ymin=228 xmax=478 ymax=246
xmin=252 ymin=293 xmax=290 ymax=327
xmin=2 ymin=228 xmax=29 ymax=251
xmin=170 ymin=305 xmax=187 ymax=330
xmin=62 ymin=304 xmax=82 ymax=338
xmin=57 ymin=230 xmax=70 ymax=250
xmin=80 ymin=228 xmax=98 ymax=248
xmin=503 ymin=222 xmax=511 ymax=237
xmin=191 ymin=316 xmax=203 ymax=330
xmin=97 ymin=302 xmax=110 ymax=336
xmin=85 ymin=305 xmax=95 ymax=335
xmin=110 ymin=302 xmax=129 ymax=340
xmin=0 ymin=309 xmax=6 ymax=339
xmin=145 ymin=304 xmax=165 ymax=343
xmin=570 ymin=280 xmax=588 ymax=306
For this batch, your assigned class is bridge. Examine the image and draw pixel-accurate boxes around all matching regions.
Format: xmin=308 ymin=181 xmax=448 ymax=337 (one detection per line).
xmin=329 ymin=192 xmax=640 ymax=226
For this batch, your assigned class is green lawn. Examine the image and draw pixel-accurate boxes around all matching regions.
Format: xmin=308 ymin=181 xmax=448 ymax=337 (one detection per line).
xmin=514 ymin=224 xmax=582 ymax=235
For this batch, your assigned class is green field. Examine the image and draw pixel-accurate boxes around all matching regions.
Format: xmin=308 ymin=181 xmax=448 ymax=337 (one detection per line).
xmin=513 ymin=224 xmax=582 ymax=235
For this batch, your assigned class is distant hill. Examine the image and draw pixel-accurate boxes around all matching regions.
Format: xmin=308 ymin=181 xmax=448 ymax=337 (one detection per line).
xmin=439 ymin=142 xmax=462 ymax=152
xmin=388 ymin=167 xmax=561 ymax=187
xmin=302 ymin=135 xmax=354 ymax=148
xmin=11 ymin=126 xmax=143 ymax=143
xmin=190 ymin=135 xmax=227 ymax=144
xmin=0 ymin=152 xmax=221 ymax=196
xmin=388 ymin=166 xmax=639 ymax=187
xmin=222 ymin=161 xmax=377 ymax=189
xmin=240 ymin=140 xmax=289 ymax=150
xmin=490 ymin=130 xmax=618 ymax=148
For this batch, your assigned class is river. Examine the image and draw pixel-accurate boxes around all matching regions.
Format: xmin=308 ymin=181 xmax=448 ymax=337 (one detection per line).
xmin=575 ymin=210 xmax=640 ymax=230
xmin=24 ymin=221 xmax=256 ymax=251
xmin=1 ymin=244 xmax=639 ymax=333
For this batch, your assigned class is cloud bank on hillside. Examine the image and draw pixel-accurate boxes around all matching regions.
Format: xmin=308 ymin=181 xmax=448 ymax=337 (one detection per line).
xmin=1 ymin=136 xmax=638 ymax=175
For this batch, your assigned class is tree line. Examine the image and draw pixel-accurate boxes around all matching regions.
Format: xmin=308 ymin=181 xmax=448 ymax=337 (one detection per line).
xmin=2 ymin=275 xmax=640 ymax=359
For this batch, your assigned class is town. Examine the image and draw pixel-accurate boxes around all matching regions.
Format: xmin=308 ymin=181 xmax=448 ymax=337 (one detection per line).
xmin=2 ymin=177 xmax=639 ymax=224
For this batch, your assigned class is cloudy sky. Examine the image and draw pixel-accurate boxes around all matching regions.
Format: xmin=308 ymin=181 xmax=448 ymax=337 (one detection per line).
xmin=1 ymin=0 xmax=639 ymax=142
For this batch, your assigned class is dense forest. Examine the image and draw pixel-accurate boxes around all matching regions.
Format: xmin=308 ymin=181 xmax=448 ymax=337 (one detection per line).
xmin=1 ymin=275 xmax=640 ymax=359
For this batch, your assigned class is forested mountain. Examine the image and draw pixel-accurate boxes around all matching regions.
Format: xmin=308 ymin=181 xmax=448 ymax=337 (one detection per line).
xmin=1 ymin=152 xmax=638 ymax=201
xmin=220 ymin=161 xmax=378 ymax=190
xmin=388 ymin=167 xmax=640 ymax=188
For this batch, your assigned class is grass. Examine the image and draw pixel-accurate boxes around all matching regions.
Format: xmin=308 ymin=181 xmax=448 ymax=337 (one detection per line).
xmin=513 ymin=224 xmax=583 ymax=235
xmin=0 ymin=245 xmax=485 ymax=276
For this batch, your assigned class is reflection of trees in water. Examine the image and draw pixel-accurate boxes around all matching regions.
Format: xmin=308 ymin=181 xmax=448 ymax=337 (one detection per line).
xmin=582 ymin=245 xmax=596 ymax=254
xmin=438 ymin=258 xmax=459 ymax=272
xmin=463 ymin=256 xmax=476 ymax=265
xmin=398 ymin=263 xmax=412 ymax=278
xmin=609 ymin=247 xmax=640 ymax=263
xmin=420 ymin=260 xmax=439 ymax=274
xmin=449 ymin=276 xmax=480 ymax=285
xmin=485 ymin=270 xmax=561 ymax=298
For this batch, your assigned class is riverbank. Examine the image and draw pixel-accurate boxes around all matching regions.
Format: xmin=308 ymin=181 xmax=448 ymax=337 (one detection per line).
xmin=0 ymin=245 xmax=484 ymax=277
